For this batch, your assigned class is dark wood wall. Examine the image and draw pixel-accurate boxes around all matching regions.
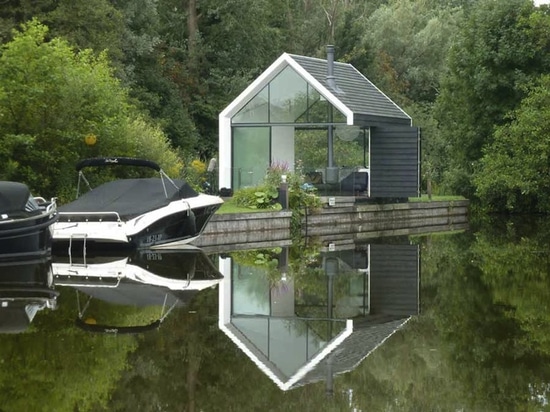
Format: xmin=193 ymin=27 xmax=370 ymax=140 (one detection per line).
xmin=370 ymin=126 xmax=420 ymax=198
xmin=369 ymin=244 xmax=419 ymax=316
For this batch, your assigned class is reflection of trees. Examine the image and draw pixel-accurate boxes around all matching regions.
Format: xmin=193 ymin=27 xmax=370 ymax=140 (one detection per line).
xmin=423 ymin=220 xmax=550 ymax=411
xmin=473 ymin=216 xmax=550 ymax=357
xmin=334 ymin=221 xmax=550 ymax=411
xmin=295 ymin=129 xmax=365 ymax=173
xmin=100 ymin=287 xmax=351 ymax=411
xmin=13 ymin=221 xmax=550 ymax=410
xmin=0 ymin=290 xmax=138 ymax=412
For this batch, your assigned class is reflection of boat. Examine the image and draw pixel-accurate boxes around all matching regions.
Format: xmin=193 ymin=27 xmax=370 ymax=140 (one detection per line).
xmin=0 ymin=181 xmax=58 ymax=261
xmin=53 ymin=246 xmax=223 ymax=333
xmin=52 ymin=157 xmax=223 ymax=249
xmin=0 ymin=258 xmax=59 ymax=333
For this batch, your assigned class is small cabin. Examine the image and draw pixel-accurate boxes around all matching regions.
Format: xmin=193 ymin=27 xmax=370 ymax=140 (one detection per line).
xmin=219 ymin=46 xmax=420 ymax=199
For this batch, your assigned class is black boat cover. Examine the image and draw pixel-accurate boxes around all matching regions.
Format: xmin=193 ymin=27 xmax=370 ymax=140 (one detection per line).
xmin=0 ymin=181 xmax=31 ymax=213
xmin=59 ymin=178 xmax=199 ymax=219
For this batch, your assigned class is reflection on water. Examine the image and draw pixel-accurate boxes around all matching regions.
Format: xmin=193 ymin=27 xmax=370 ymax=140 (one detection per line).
xmin=53 ymin=247 xmax=223 ymax=333
xmin=0 ymin=258 xmax=58 ymax=333
xmin=3 ymin=216 xmax=550 ymax=410
xmin=218 ymin=241 xmax=419 ymax=391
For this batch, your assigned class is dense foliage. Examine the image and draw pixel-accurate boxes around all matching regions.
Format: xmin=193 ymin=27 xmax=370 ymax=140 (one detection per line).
xmin=2 ymin=0 xmax=550 ymax=204
xmin=434 ymin=0 xmax=550 ymax=205
xmin=0 ymin=19 xmax=181 ymax=201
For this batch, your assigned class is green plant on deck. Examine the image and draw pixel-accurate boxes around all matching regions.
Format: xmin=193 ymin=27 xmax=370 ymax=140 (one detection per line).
xmin=231 ymin=160 xmax=321 ymax=234
xmin=287 ymin=160 xmax=322 ymax=237
xmin=253 ymin=188 xmax=280 ymax=209
xmin=232 ymin=185 xmax=281 ymax=209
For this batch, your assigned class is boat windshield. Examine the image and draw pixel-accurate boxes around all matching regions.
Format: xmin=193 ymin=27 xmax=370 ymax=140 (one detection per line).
xmin=25 ymin=196 xmax=41 ymax=213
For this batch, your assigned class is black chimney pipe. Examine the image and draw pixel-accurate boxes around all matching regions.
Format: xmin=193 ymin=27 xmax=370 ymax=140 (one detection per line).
xmin=326 ymin=45 xmax=336 ymax=90
xmin=326 ymin=45 xmax=336 ymax=174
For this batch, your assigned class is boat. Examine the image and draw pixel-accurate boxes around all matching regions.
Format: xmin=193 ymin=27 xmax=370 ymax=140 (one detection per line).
xmin=0 ymin=257 xmax=59 ymax=334
xmin=52 ymin=157 xmax=223 ymax=250
xmin=0 ymin=181 xmax=58 ymax=262
xmin=52 ymin=245 xmax=222 ymax=334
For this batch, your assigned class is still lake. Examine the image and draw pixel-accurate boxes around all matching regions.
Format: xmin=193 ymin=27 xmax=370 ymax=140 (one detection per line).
xmin=1 ymin=214 xmax=550 ymax=412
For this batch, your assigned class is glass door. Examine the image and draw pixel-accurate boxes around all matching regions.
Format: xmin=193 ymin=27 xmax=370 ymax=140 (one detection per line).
xmin=232 ymin=126 xmax=270 ymax=189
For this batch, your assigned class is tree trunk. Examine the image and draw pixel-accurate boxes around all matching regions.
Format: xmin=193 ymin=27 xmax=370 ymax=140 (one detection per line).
xmin=187 ymin=0 xmax=198 ymax=54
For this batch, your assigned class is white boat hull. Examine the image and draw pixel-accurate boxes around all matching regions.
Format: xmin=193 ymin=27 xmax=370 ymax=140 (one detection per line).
xmin=53 ymin=194 xmax=222 ymax=249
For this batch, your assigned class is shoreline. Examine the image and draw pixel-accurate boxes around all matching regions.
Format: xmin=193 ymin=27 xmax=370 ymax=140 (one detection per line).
xmin=193 ymin=199 xmax=469 ymax=249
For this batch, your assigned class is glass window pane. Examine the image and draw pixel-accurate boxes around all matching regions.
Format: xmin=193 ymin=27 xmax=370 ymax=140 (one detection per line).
xmin=232 ymin=263 xmax=271 ymax=315
xmin=233 ymin=86 xmax=269 ymax=124
xmin=232 ymin=127 xmax=270 ymax=189
xmin=305 ymin=89 xmax=327 ymax=123
xmin=231 ymin=67 xmax=347 ymax=125
xmin=295 ymin=129 xmax=327 ymax=179
xmin=269 ymin=66 xmax=308 ymax=123
xmin=334 ymin=127 xmax=368 ymax=167
xmin=332 ymin=108 xmax=347 ymax=123
xmin=232 ymin=318 xmax=269 ymax=355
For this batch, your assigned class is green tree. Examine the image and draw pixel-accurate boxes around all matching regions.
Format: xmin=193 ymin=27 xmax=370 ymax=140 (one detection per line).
xmin=113 ymin=0 xmax=200 ymax=152
xmin=434 ymin=0 xmax=550 ymax=198
xmin=362 ymin=0 xmax=462 ymax=105
xmin=475 ymin=75 xmax=550 ymax=212
xmin=0 ymin=20 xmax=181 ymax=200
xmin=154 ymin=0 xmax=290 ymax=157
xmin=43 ymin=0 xmax=125 ymax=66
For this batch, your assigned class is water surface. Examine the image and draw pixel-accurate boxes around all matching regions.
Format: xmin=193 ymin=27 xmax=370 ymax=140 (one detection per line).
xmin=1 ymin=215 xmax=549 ymax=411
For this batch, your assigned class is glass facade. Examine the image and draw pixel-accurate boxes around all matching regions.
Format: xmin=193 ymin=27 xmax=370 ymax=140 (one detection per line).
xmin=232 ymin=127 xmax=270 ymax=188
xmin=233 ymin=86 xmax=269 ymax=124
xmin=230 ymin=64 xmax=364 ymax=191
xmin=232 ymin=65 xmax=347 ymax=125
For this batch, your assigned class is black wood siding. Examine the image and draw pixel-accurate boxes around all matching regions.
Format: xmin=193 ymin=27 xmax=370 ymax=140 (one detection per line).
xmin=369 ymin=244 xmax=419 ymax=316
xmin=370 ymin=126 xmax=419 ymax=198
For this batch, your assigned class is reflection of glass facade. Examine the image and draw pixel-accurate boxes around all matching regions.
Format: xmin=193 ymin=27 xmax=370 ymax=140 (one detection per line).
xmin=233 ymin=65 xmax=346 ymax=125
xmin=230 ymin=253 xmax=369 ymax=320
xmin=228 ymin=254 xmax=357 ymax=380
xmin=231 ymin=317 xmax=345 ymax=378
xmin=232 ymin=264 xmax=270 ymax=315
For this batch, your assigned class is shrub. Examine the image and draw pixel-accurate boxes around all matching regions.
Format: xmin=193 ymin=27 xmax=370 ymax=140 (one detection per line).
xmin=231 ymin=160 xmax=321 ymax=237
xmin=232 ymin=185 xmax=281 ymax=209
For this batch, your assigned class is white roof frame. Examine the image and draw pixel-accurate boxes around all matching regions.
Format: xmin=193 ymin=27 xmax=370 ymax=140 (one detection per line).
xmin=218 ymin=53 xmax=354 ymax=189
xmin=219 ymin=52 xmax=354 ymax=125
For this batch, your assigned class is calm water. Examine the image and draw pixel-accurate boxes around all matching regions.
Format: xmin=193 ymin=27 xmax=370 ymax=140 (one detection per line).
xmin=2 ymin=215 xmax=550 ymax=411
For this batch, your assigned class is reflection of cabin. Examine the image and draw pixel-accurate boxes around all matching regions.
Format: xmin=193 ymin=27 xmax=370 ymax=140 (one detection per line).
xmin=219 ymin=46 xmax=420 ymax=199
xmin=218 ymin=243 xmax=419 ymax=391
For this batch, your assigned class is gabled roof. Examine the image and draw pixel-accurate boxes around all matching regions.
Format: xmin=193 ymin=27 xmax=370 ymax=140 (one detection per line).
xmin=288 ymin=54 xmax=411 ymax=127
xmin=288 ymin=315 xmax=411 ymax=390
xmin=219 ymin=317 xmax=354 ymax=391
xmin=219 ymin=314 xmax=410 ymax=392
xmin=220 ymin=52 xmax=411 ymax=127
